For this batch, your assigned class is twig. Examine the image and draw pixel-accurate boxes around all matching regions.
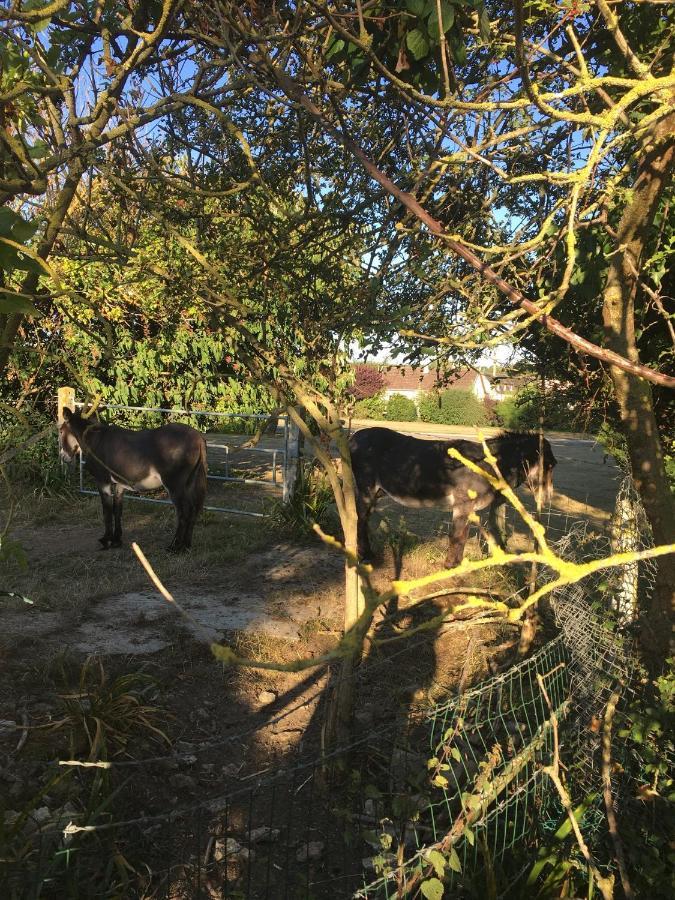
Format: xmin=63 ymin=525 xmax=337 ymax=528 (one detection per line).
xmin=458 ymin=635 xmax=476 ymax=696
xmin=602 ymin=689 xmax=634 ymax=899
xmin=14 ymin=709 xmax=29 ymax=755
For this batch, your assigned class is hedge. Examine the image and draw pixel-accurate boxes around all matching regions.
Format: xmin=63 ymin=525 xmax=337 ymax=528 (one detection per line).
xmin=385 ymin=393 xmax=418 ymax=422
xmin=419 ymin=389 xmax=488 ymax=427
xmin=353 ymin=393 xmax=387 ymax=419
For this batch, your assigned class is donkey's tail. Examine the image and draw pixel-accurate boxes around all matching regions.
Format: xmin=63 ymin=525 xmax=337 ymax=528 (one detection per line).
xmin=187 ymin=436 xmax=208 ymax=514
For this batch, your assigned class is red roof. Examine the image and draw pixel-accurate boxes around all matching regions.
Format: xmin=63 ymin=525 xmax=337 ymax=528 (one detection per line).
xmin=380 ymin=366 xmax=483 ymax=392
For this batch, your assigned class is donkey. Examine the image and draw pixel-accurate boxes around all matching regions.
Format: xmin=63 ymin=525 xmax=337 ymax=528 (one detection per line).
xmin=349 ymin=427 xmax=556 ymax=567
xmin=59 ymin=408 xmax=207 ymax=552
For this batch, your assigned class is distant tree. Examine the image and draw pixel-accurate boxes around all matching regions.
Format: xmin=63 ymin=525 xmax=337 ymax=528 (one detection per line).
xmin=352 ymin=364 xmax=384 ymax=400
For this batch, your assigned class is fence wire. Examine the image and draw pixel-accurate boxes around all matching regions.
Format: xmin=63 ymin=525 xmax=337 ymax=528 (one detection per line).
xmin=357 ymin=475 xmax=654 ymax=897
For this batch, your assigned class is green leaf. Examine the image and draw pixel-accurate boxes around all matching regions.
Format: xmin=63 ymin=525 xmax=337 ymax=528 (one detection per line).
xmin=421 ymin=877 xmax=444 ymax=900
xmin=28 ymin=141 xmax=49 ymax=159
xmin=406 ymin=28 xmax=430 ymax=61
xmin=28 ymin=17 xmax=51 ymax=33
xmin=11 ymin=216 xmax=39 ymax=243
xmin=449 ymin=31 xmax=467 ymax=65
xmin=480 ymin=9 xmax=491 ymax=42
xmin=0 ymin=293 xmax=39 ymax=316
xmin=0 ymin=208 xmax=20 ymax=236
xmin=465 ymin=827 xmax=475 ymax=846
xmin=450 ymin=746 xmax=461 ymax=762
xmin=425 ymin=849 xmax=446 ymax=878
xmin=326 ymin=38 xmax=345 ymax=60
xmin=448 ymin=846 xmax=462 ymax=873
xmin=406 ymin=0 xmax=429 ymax=15
xmin=428 ymin=2 xmax=454 ymax=40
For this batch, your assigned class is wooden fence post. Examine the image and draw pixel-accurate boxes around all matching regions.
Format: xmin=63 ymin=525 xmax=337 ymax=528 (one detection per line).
xmin=57 ymin=386 xmax=75 ymax=449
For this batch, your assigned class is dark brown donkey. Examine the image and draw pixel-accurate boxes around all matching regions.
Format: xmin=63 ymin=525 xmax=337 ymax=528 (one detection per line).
xmin=59 ymin=408 xmax=207 ymax=552
xmin=349 ymin=427 xmax=557 ymax=567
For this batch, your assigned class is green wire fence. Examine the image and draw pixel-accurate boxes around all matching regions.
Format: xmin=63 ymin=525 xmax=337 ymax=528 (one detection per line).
xmin=357 ymin=476 xmax=655 ymax=898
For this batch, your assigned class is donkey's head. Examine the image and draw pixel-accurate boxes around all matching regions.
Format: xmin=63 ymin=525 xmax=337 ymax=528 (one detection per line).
xmin=521 ymin=435 xmax=557 ymax=504
xmin=59 ymin=407 xmax=94 ymax=463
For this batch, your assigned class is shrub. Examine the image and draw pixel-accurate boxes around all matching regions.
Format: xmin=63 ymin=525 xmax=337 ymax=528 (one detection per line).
xmin=496 ymin=385 xmax=584 ymax=432
xmin=353 ymin=393 xmax=386 ymax=420
xmin=418 ymin=390 xmax=488 ymax=427
xmin=385 ymin=393 xmax=418 ymax=422
xmin=268 ymin=463 xmax=337 ymax=538
xmin=494 ymin=395 xmax=524 ymax=429
xmin=352 ymin=364 xmax=385 ymax=400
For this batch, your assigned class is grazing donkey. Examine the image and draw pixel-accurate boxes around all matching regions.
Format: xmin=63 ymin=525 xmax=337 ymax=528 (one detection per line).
xmin=59 ymin=408 xmax=207 ymax=552
xmin=349 ymin=427 xmax=556 ymax=567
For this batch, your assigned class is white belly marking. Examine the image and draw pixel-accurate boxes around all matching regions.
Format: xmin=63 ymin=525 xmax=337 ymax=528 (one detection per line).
xmin=134 ymin=469 xmax=163 ymax=492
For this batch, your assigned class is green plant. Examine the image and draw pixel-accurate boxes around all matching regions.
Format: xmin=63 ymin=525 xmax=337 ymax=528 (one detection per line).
xmin=419 ymin=389 xmax=487 ymax=426
xmin=268 ymin=463 xmax=336 ymax=537
xmin=385 ymin=392 xmax=418 ymax=422
xmin=615 ymin=665 xmax=675 ymax=899
xmin=56 ymin=657 xmax=170 ymax=760
xmin=353 ymin=392 xmax=386 ymax=419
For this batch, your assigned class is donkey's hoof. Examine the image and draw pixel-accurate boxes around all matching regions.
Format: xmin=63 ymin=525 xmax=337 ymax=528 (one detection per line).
xmin=98 ymin=538 xmax=110 ymax=550
xmin=166 ymin=544 xmax=184 ymax=554
xmin=110 ymin=539 xmax=122 ymax=548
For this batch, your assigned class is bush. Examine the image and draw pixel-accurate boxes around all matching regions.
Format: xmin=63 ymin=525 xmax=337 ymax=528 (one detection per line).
xmin=494 ymin=395 xmax=524 ymax=429
xmin=496 ymin=385 xmax=583 ymax=432
xmin=418 ymin=390 xmax=488 ymax=427
xmin=353 ymin=393 xmax=386 ymax=420
xmin=385 ymin=393 xmax=418 ymax=422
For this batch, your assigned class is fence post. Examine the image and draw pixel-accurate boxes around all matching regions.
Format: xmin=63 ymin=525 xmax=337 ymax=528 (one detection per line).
xmin=57 ymin=386 xmax=75 ymax=424
xmin=283 ymin=418 xmax=302 ymax=503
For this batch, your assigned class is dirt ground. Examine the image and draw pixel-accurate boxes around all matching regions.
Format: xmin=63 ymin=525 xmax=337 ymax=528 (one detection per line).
xmin=0 ymin=431 xmax=622 ymax=896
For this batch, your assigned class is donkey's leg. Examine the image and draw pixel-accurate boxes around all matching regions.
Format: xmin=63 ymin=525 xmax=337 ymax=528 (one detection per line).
xmin=165 ymin=481 xmax=189 ymax=552
xmin=183 ymin=460 xmax=207 ymax=549
xmin=487 ymin=499 xmax=507 ymax=551
xmin=111 ymin=487 xmax=124 ymax=548
xmin=97 ymin=484 xmax=114 ymax=549
xmin=446 ymin=513 xmax=470 ymax=568
xmin=356 ymin=490 xmax=377 ymax=562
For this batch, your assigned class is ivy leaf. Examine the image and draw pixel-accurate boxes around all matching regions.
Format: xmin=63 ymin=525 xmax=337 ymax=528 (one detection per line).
xmin=449 ymin=32 xmax=467 ymax=65
xmin=11 ymin=216 xmax=39 ymax=243
xmin=406 ymin=28 xmax=430 ymax=61
xmin=421 ymin=877 xmax=444 ymax=900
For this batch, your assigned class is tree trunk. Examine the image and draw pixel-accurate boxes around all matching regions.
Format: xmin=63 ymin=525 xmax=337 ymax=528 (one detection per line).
xmin=0 ymin=159 xmax=87 ymax=375
xmin=323 ymin=426 xmax=367 ymax=749
xmin=602 ymin=109 xmax=675 ymax=674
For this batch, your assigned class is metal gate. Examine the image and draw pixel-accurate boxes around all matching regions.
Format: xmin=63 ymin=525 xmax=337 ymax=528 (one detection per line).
xmin=66 ymin=400 xmax=295 ymax=518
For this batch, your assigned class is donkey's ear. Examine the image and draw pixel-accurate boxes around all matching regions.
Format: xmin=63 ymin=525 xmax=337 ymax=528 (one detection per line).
xmin=62 ymin=407 xmax=73 ymax=421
